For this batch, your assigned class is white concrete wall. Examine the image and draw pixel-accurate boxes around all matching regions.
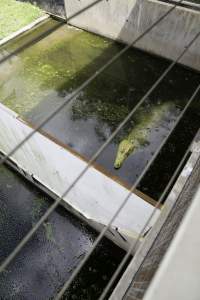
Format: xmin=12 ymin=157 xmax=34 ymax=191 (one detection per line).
xmin=144 ymin=185 xmax=200 ymax=300
xmin=66 ymin=0 xmax=200 ymax=71
xmin=0 ymin=103 xmax=160 ymax=250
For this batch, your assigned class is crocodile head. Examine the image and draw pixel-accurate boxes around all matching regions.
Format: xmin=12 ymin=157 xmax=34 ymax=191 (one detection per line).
xmin=114 ymin=139 xmax=135 ymax=169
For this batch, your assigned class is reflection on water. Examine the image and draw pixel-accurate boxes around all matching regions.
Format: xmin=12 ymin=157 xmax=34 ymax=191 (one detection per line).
xmin=0 ymin=18 xmax=199 ymax=200
xmin=0 ymin=165 xmax=124 ymax=299
xmin=139 ymin=106 xmax=200 ymax=200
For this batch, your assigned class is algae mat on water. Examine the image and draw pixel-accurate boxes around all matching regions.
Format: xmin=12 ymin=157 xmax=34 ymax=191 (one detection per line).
xmin=0 ymin=0 xmax=44 ymax=39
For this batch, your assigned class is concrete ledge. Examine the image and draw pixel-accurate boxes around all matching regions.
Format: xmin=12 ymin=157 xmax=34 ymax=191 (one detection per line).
xmin=0 ymin=15 xmax=49 ymax=47
xmin=0 ymin=103 xmax=160 ymax=251
xmin=66 ymin=0 xmax=200 ymax=71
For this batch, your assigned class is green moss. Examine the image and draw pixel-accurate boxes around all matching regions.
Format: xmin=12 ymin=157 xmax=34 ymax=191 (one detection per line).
xmin=31 ymin=195 xmax=46 ymax=223
xmin=43 ymin=221 xmax=56 ymax=243
xmin=72 ymin=98 xmax=129 ymax=123
xmin=30 ymin=196 xmax=58 ymax=245
xmin=0 ymin=0 xmax=44 ymax=39
xmin=0 ymin=20 xmax=113 ymax=115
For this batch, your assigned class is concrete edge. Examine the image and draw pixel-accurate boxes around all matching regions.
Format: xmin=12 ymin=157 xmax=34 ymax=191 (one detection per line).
xmin=0 ymin=14 xmax=49 ymax=47
xmin=0 ymin=148 xmax=137 ymax=251
xmin=109 ymin=129 xmax=200 ymax=300
xmin=0 ymin=103 xmax=18 ymax=118
xmin=0 ymin=102 xmax=156 ymax=209
xmin=43 ymin=10 xmax=66 ymax=22
xmin=158 ymin=0 xmax=200 ymax=11
xmin=0 ymin=102 xmax=150 ymax=251
xmin=143 ymin=185 xmax=200 ymax=300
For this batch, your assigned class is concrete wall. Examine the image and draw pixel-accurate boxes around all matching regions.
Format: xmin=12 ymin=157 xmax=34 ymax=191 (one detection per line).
xmin=144 ymin=187 xmax=200 ymax=300
xmin=65 ymin=0 xmax=200 ymax=71
xmin=0 ymin=103 xmax=160 ymax=251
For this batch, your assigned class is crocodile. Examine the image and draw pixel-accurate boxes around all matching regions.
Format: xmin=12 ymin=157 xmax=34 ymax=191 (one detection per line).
xmin=114 ymin=102 xmax=173 ymax=169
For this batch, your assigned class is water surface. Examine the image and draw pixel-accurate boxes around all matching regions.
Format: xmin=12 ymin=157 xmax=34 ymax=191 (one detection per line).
xmin=0 ymin=164 xmax=124 ymax=299
xmin=0 ymin=18 xmax=199 ymax=200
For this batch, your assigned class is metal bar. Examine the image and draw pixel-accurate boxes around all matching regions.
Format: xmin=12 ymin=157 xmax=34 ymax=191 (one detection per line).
xmin=0 ymin=27 xmax=193 ymax=276
xmin=0 ymin=21 xmax=64 ymax=65
xmin=123 ymin=137 xmax=200 ymax=300
xmin=0 ymin=0 xmax=184 ymax=168
xmin=98 ymin=84 xmax=200 ymax=300
xmin=0 ymin=21 xmax=198 ymax=278
xmin=55 ymin=56 xmax=200 ymax=300
xmin=0 ymin=15 xmax=49 ymax=48
xmin=0 ymin=0 xmax=104 ymax=66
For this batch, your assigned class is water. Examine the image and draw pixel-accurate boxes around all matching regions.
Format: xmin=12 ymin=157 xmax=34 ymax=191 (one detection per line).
xmin=0 ymin=18 xmax=199 ymax=201
xmin=0 ymin=164 xmax=124 ymax=299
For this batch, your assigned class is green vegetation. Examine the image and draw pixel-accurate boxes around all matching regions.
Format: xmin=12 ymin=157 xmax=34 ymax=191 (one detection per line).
xmin=0 ymin=0 xmax=44 ymax=39
xmin=0 ymin=19 xmax=112 ymax=114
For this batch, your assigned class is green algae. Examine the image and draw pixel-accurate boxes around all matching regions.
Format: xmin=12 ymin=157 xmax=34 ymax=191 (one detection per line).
xmin=0 ymin=18 xmax=189 ymax=124
xmin=31 ymin=196 xmax=56 ymax=243
xmin=0 ymin=20 xmax=113 ymax=115
xmin=72 ymin=98 xmax=129 ymax=123
xmin=0 ymin=163 xmax=126 ymax=299
xmin=31 ymin=195 xmax=47 ymax=224
xmin=0 ymin=0 xmax=44 ymax=40
xmin=0 ymin=19 xmax=199 ymax=198
xmin=43 ymin=221 xmax=56 ymax=243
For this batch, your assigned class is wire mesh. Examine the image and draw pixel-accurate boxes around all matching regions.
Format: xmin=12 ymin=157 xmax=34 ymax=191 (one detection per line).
xmin=56 ymin=82 xmax=200 ymax=300
xmin=0 ymin=1 xmax=199 ymax=299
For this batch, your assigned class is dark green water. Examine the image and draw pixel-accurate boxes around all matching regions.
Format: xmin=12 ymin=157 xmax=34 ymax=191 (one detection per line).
xmin=0 ymin=18 xmax=199 ymax=202
xmin=0 ymin=164 xmax=124 ymax=299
